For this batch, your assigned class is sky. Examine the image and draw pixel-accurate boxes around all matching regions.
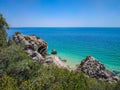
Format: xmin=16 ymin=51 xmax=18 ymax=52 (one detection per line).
xmin=0 ymin=0 xmax=120 ymax=27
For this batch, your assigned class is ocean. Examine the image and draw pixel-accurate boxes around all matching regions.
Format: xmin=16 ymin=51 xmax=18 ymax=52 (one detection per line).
xmin=7 ymin=27 xmax=120 ymax=73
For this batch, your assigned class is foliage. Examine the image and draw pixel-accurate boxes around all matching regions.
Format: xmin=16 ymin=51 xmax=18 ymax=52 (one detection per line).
xmin=24 ymin=36 xmax=30 ymax=40
xmin=86 ymin=77 xmax=115 ymax=90
xmin=114 ymin=80 xmax=120 ymax=90
xmin=0 ymin=38 xmax=120 ymax=90
xmin=0 ymin=42 xmax=89 ymax=90
xmin=15 ymin=32 xmax=21 ymax=35
xmin=0 ymin=14 xmax=9 ymax=47
xmin=0 ymin=74 xmax=18 ymax=90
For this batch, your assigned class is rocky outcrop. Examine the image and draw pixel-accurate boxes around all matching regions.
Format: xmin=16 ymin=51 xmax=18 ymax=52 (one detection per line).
xmin=13 ymin=32 xmax=48 ymax=55
xmin=13 ymin=32 xmax=48 ymax=62
xmin=13 ymin=32 xmax=68 ymax=68
xmin=76 ymin=56 xmax=120 ymax=82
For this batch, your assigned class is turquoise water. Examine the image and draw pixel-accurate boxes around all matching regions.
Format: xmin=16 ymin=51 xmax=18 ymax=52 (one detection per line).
xmin=8 ymin=28 xmax=120 ymax=72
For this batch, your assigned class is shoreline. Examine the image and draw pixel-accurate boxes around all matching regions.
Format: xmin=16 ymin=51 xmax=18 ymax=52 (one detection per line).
xmin=55 ymin=53 xmax=120 ymax=75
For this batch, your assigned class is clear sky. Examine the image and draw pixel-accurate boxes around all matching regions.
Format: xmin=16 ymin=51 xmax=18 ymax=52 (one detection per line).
xmin=0 ymin=0 xmax=120 ymax=27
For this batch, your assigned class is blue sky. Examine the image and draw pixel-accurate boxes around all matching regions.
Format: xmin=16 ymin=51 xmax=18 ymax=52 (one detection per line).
xmin=0 ymin=0 xmax=120 ymax=27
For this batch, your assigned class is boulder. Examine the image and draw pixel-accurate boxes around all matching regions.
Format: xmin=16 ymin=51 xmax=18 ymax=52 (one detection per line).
xmin=51 ymin=49 xmax=57 ymax=55
xmin=76 ymin=56 xmax=119 ymax=82
xmin=13 ymin=33 xmax=48 ymax=56
xmin=13 ymin=33 xmax=47 ymax=63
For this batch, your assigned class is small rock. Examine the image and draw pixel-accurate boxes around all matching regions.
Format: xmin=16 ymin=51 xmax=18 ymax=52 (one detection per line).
xmin=51 ymin=49 xmax=57 ymax=55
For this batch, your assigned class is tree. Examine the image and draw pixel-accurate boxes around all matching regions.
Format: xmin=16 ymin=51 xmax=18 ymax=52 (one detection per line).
xmin=0 ymin=14 xmax=9 ymax=47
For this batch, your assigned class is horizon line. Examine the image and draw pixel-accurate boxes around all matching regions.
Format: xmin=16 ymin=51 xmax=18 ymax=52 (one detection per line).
xmin=10 ymin=26 xmax=120 ymax=28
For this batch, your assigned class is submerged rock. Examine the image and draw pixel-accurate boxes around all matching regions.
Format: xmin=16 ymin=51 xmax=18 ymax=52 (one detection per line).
xmin=76 ymin=56 xmax=120 ymax=82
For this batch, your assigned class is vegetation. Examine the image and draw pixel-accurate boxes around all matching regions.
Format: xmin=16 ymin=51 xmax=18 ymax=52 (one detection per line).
xmin=0 ymin=14 xmax=120 ymax=90
xmin=24 ymin=36 xmax=30 ymax=40
xmin=0 ymin=14 xmax=9 ymax=47
xmin=15 ymin=32 xmax=21 ymax=35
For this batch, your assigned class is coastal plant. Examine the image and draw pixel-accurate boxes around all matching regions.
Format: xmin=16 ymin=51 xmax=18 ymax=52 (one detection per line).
xmin=24 ymin=36 xmax=30 ymax=40
xmin=113 ymin=80 xmax=120 ymax=90
xmin=0 ymin=74 xmax=18 ymax=90
xmin=20 ymin=80 xmax=35 ymax=90
xmin=0 ymin=14 xmax=9 ymax=47
xmin=15 ymin=32 xmax=21 ymax=35
xmin=7 ymin=37 xmax=13 ymax=46
xmin=0 ymin=41 xmax=119 ymax=90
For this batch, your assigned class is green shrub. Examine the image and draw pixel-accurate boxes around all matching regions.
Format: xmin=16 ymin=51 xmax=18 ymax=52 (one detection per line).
xmin=24 ymin=36 xmax=30 ymax=40
xmin=0 ymin=42 xmax=118 ymax=90
xmin=15 ymin=32 xmax=21 ymax=35
xmin=0 ymin=74 xmax=18 ymax=90
xmin=0 ymin=14 xmax=9 ymax=47
xmin=87 ymin=78 xmax=115 ymax=90
xmin=114 ymin=80 xmax=120 ymax=90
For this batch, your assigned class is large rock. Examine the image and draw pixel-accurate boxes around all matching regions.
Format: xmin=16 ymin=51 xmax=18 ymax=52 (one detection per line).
xmin=76 ymin=56 xmax=120 ymax=82
xmin=13 ymin=32 xmax=48 ymax=62
xmin=13 ymin=32 xmax=48 ymax=55
xmin=13 ymin=32 xmax=68 ymax=68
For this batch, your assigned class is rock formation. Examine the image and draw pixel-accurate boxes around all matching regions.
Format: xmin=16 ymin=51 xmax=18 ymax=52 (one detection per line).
xmin=13 ymin=32 xmax=68 ymax=68
xmin=76 ymin=56 xmax=120 ymax=82
xmin=13 ymin=32 xmax=48 ymax=62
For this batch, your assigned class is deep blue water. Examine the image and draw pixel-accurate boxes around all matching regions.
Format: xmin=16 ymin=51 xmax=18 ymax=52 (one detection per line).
xmin=7 ymin=28 xmax=120 ymax=72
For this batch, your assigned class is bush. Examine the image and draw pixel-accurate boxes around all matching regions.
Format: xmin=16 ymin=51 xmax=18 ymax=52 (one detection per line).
xmin=15 ymin=32 xmax=21 ymax=35
xmin=0 ymin=42 xmax=119 ymax=90
xmin=0 ymin=74 xmax=18 ymax=90
xmin=24 ymin=36 xmax=30 ymax=40
xmin=114 ymin=80 xmax=120 ymax=90
xmin=0 ymin=14 xmax=9 ymax=47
